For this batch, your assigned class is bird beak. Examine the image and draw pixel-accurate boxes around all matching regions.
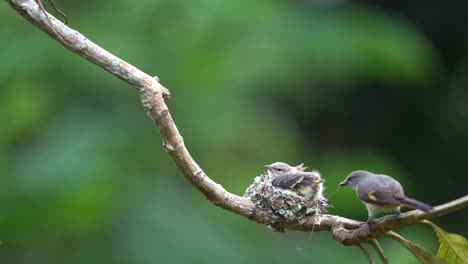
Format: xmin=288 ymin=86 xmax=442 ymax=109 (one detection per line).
xmin=264 ymin=165 xmax=272 ymax=170
xmin=339 ymin=181 xmax=347 ymax=187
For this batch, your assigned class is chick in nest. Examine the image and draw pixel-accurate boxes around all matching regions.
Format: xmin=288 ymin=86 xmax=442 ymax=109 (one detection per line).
xmin=265 ymin=162 xmax=324 ymax=202
xmin=244 ymin=162 xmax=329 ymax=225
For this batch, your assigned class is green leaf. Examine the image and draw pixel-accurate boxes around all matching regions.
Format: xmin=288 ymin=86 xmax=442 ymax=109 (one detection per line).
xmin=424 ymin=220 xmax=468 ymax=264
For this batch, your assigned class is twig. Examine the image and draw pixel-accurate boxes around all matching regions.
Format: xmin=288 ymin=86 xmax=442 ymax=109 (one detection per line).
xmin=386 ymin=230 xmax=444 ymax=264
xmin=386 ymin=231 xmax=414 ymax=250
xmin=386 ymin=231 xmax=411 ymax=250
xmin=357 ymin=243 xmax=375 ymax=264
xmin=386 ymin=231 xmax=427 ymax=258
xmin=34 ymin=0 xmax=68 ymax=24
xmin=370 ymin=239 xmax=389 ymax=264
xmin=44 ymin=0 xmax=68 ymax=23
xmin=5 ymin=0 xmax=468 ymax=248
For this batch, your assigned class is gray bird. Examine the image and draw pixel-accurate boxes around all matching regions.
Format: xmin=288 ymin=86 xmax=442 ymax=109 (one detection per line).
xmin=339 ymin=170 xmax=433 ymax=222
xmin=264 ymin=162 xmax=324 ymax=201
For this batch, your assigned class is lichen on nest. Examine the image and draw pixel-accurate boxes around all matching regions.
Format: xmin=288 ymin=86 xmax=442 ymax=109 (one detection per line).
xmin=244 ymin=172 xmax=330 ymax=226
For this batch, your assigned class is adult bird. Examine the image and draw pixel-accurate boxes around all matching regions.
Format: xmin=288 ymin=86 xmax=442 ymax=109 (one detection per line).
xmin=339 ymin=170 xmax=433 ymax=222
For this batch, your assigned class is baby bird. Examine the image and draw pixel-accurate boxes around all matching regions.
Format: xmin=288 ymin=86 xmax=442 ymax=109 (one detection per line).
xmin=264 ymin=162 xmax=324 ymax=202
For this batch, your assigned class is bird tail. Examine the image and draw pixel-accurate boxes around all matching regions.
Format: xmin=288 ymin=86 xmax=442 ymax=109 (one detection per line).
xmin=401 ymin=197 xmax=433 ymax=212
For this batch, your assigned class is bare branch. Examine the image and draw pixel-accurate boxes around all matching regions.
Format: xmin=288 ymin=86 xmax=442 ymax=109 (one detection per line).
xmin=386 ymin=231 xmax=425 ymax=257
xmin=386 ymin=230 xmax=447 ymax=263
xmin=6 ymin=0 xmax=468 ymax=249
xmin=357 ymin=244 xmax=375 ymax=264
xmin=370 ymin=239 xmax=389 ymax=264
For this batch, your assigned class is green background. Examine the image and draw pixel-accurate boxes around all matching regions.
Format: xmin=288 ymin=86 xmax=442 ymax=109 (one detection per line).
xmin=0 ymin=0 xmax=467 ymax=263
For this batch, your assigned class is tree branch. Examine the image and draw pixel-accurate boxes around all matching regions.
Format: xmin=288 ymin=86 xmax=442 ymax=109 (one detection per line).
xmin=6 ymin=0 xmax=468 ymax=249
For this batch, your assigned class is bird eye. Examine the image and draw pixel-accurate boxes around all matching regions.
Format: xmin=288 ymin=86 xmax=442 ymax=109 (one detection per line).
xmin=276 ymin=168 xmax=282 ymax=171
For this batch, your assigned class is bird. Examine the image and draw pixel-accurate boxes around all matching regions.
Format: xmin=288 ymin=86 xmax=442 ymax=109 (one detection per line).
xmin=339 ymin=170 xmax=433 ymax=222
xmin=264 ymin=162 xmax=324 ymax=201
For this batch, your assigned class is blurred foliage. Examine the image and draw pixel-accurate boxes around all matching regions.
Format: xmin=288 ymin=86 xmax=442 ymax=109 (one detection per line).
xmin=1 ymin=0 xmax=467 ymax=263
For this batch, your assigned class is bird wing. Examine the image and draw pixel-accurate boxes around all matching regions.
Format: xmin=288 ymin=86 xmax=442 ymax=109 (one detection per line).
xmin=357 ymin=175 xmax=403 ymax=205
xmin=271 ymin=173 xmax=306 ymax=190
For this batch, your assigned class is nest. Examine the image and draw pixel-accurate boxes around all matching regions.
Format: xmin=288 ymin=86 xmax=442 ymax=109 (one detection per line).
xmin=244 ymin=172 xmax=330 ymax=227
